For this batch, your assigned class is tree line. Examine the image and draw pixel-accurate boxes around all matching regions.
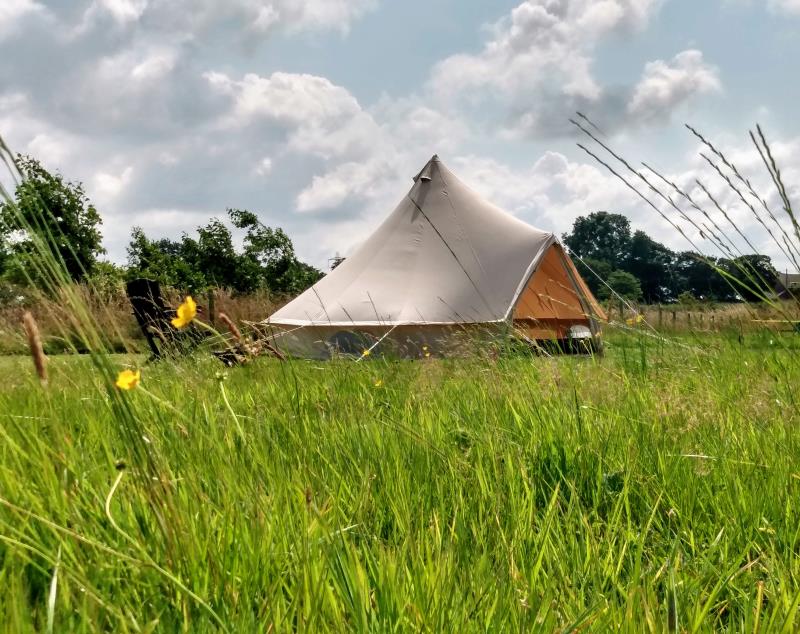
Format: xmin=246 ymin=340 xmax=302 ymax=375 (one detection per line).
xmin=562 ymin=212 xmax=780 ymax=303
xmin=0 ymin=155 xmax=322 ymax=299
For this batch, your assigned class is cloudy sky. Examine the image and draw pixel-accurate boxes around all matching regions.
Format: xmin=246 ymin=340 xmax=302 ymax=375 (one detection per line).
xmin=1 ymin=0 xmax=799 ymax=270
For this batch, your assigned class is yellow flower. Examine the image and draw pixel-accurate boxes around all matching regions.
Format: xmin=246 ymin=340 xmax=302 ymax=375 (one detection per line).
xmin=115 ymin=369 xmax=141 ymax=391
xmin=625 ymin=314 xmax=645 ymax=326
xmin=362 ymin=349 xmax=371 ymax=357
xmin=171 ymin=296 xmax=197 ymax=329
xmin=374 ymin=379 xmax=383 ymax=387
xmin=424 ymin=352 xmax=431 ymax=358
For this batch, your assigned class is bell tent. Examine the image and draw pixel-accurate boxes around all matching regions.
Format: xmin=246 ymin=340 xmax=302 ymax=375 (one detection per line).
xmin=265 ymin=155 xmax=606 ymax=358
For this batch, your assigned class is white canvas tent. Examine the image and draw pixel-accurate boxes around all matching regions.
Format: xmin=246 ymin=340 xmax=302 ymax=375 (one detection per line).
xmin=264 ymin=155 xmax=605 ymax=358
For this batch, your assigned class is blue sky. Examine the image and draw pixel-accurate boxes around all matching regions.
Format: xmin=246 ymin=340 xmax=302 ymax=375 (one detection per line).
xmin=1 ymin=0 xmax=799 ymax=269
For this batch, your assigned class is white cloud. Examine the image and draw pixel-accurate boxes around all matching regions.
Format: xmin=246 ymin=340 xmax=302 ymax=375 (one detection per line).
xmin=130 ymin=48 xmax=178 ymax=81
xmin=628 ymin=50 xmax=721 ymax=123
xmin=254 ymin=157 xmax=273 ymax=176
xmin=157 ymin=152 xmax=179 ymax=166
xmin=282 ymin=0 xmax=378 ymax=33
xmin=94 ymin=166 xmax=134 ymax=202
xmin=429 ymin=0 xmax=665 ymax=137
xmin=26 ymin=133 xmax=72 ymax=165
xmin=54 ymin=42 xmax=187 ymax=132
xmin=768 ymin=0 xmax=800 ymax=14
xmin=0 ymin=0 xmax=45 ymax=40
xmin=451 ymin=151 xmax=632 ymax=233
xmin=96 ymin=43 xmax=179 ymax=85
xmin=94 ymin=0 xmax=148 ymax=25
xmin=0 ymin=93 xmax=79 ymax=172
xmin=251 ymin=5 xmax=279 ymax=34
xmin=205 ymin=70 xmax=385 ymax=166
xmin=205 ymin=71 xmax=362 ymax=130
xmin=204 ymin=70 xmax=460 ymax=217
xmin=81 ymin=0 xmax=377 ymax=36
xmin=296 ymin=159 xmax=395 ymax=212
xmin=290 ymin=99 xmax=468 ymax=213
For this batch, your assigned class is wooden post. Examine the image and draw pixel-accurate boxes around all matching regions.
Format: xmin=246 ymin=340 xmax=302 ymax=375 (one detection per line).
xmin=207 ymin=289 xmax=216 ymax=327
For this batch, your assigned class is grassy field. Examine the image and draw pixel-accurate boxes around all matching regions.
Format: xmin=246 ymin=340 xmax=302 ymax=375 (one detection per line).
xmin=1 ymin=329 xmax=800 ymax=632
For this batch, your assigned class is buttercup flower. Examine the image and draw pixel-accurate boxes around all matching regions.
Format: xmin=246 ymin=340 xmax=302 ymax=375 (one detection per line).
xmin=171 ymin=296 xmax=197 ymax=329
xmin=374 ymin=379 xmax=383 ymax=387
xmin=362 ymin=349 xmax=371 ymax=357
xmin=116 ymin=369 xmax=141 ymax=390
xmin=625 ymin=314 xmax=645 ymax=326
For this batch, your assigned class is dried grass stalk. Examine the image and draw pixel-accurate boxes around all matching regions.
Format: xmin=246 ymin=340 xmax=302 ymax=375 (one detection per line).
xmin=22 ymin=311 xmax=48 ymax=386
xmin=218 ymin=312 xmax=242 ymax=343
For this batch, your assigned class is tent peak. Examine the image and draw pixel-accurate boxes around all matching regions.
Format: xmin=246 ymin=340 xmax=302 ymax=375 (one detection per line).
xmin=413 ymin=154 xmax=440 ymax=182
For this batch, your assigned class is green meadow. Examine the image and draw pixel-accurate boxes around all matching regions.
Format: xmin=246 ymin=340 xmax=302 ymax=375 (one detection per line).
xmin=2 ymin=330 xmax=799 ymax=632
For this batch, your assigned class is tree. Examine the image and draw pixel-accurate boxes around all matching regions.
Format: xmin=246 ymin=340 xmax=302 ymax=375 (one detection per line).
xmin=562 ymin=212 xmax=632 ymax=269
xmin=0 ymin=155 xmax=104 ymax=284
xmin=563 ymin=213 xmax=782 ymax=304
xmin=126 ymin=227 xmax=207 ymax=292
xmin=598 ymin=270 xmax=642 ymax=301
xmin=572 ymin=257 xmax=612 ymax=299
xmin=229 ymin=208 xmax=322 ymax=293
xmin=673 ymin=252 xmax=735 ymax=302
xmin=624 ymin=230 xmax=677 ymax=303
xmin=126 ymin=210 xmax=323 ymax=295
xmin=724 ymin=254 xmax=779 ymax=302
xmin=86 ymin=261 xmax=127 ymax=301
xmin=182 ymin=219 xmax=242 ymax=290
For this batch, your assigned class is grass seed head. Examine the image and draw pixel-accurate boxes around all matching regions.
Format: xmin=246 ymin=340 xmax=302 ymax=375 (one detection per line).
xmin=22 ymin=311 xmax=47 ymax=386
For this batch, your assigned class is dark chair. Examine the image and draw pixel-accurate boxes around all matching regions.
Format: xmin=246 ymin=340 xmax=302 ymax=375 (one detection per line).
xmin=126 ymin=278 xmax=204 ymax=359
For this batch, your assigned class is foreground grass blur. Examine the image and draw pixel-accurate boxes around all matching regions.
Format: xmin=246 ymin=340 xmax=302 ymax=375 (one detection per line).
xmin=1 ymin=330 xmax=799 ymax=631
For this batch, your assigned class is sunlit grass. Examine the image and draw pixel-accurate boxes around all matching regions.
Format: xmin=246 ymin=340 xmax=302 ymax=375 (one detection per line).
xmin=1 ymin=331 xmax=799 ymax=631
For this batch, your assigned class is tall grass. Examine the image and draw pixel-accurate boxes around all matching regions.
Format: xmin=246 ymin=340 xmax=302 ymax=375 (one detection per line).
xmin=0 ymin=287 xmax=284 ymax=355
xmin=2 ymin=335 xmax=800 ymax=631
xmin=572 ymin=116 xmax=799 ymax=320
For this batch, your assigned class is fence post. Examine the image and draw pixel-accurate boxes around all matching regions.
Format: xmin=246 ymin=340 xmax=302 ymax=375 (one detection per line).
xmin=207 ymin=289 xmax=216 ymax=327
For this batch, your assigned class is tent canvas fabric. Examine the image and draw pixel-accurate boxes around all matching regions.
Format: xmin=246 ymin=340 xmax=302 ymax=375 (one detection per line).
xmin=265 ymin=155 xmax=606 ymax=357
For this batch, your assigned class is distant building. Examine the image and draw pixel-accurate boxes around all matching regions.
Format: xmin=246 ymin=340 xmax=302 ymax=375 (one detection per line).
xmin=776 ymin=271 xmax=800 ymax=299
xmin=329 ymin=253 xmax=345 ymax=270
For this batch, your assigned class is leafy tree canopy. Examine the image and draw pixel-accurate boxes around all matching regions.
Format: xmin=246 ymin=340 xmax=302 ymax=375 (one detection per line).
xmin=563 ymin=212 xmax=631 ymax=270
xmin=563 ymin=212 xmax=781 ymax=304
xmin=598 ymin=270 xmax=642 ymax=301
xmin=127 ymin=209 xmax=322 ymax=295
xmin=0 ymin=155 xmax=104 ymax=285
